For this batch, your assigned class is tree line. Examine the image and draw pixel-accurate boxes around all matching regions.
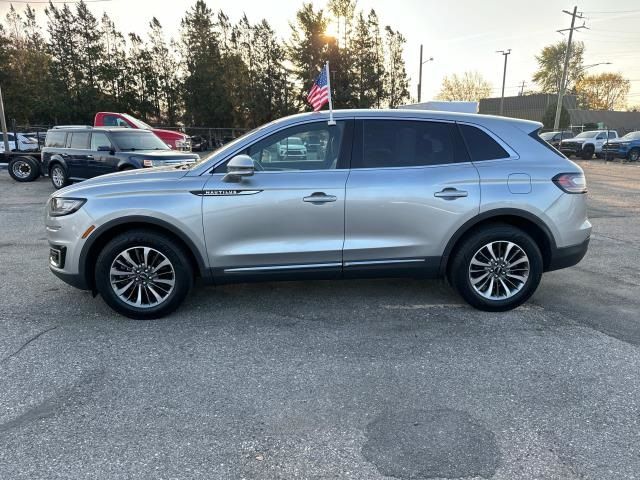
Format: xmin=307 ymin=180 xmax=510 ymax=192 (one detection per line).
xmin=0 ymin=0 xmax=410 ymax=128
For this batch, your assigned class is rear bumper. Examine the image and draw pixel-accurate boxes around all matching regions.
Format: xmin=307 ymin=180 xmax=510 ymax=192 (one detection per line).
xmin=546 ymin=237 xmax=590 ymax=272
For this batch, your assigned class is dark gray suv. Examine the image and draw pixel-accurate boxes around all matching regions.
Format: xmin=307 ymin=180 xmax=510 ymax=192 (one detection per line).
xmin=41 ymin=127 xmax=199 ymax=189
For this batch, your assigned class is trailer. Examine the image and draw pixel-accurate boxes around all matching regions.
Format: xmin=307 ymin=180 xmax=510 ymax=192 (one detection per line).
xmin=2 ymin=151 xmax=42 ymax=182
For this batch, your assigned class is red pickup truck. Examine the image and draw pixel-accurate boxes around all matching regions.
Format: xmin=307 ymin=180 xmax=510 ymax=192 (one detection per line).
xmin=94 ymin=112 xmax=191 ymax=151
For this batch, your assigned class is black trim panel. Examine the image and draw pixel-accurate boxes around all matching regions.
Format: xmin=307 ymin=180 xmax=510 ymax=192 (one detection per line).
xmin=50 ymin=266 xmax=89 ymax=290
xmin=439 ymin=208 xmax=558 ymax=275
xmin=78 ymin=216 xmax=209 ymax=289
xmin=547 ymin=237 xmax=589 ymax=271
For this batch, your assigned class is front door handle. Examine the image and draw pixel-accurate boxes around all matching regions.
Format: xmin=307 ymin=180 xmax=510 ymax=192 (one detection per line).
xmin=303 ymin=192 xmax=337 ymax=204
xmin=434 ymin=188 xmax=468 ymax=200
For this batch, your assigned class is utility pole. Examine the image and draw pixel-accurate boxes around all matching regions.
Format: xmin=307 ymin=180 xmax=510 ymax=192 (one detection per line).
xmin=496 ymin=49 xmax=511 ymax=116
xmin=417 ymin=44 xmax=433 ymax=103
xmin=0 ymin=85 xmax=9 ymax=153
xmin=553 ymin=6 xmax=587 ymax=130
xmin=519 ymin=80 xmax=526 ymax=96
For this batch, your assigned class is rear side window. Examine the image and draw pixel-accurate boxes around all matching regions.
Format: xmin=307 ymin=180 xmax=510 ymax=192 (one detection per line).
xmin=91 ymin=132 xmax=112 ymax=151
xmin=45 ymin=131 xmax=66 ymax=148
xmin=529 ymin=129 xmax=564 ymax=158
xmin=354 ymin=120 xmax=468 ymax=168
xmin=68 ymin=132 xmax=90 ymax=149
xmin=459 ymin=124 xmax=510 ymax=161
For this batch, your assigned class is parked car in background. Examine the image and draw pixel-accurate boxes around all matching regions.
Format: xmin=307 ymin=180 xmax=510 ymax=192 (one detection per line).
xmin=190 ymin=135 xmax=209 ymax=152
xmin=601 ymin=131 xmax=640 ymax=162
xmin=45 ymin=109 xmax=590 ymax=319
xmin=540 ymin=131 xmax=574 ymax=148
xmin=277 ymin=136 xmax=307 ymax=160
xmin=0 ymin=132 xmax=39 ymax=152
xmin=94 ymin=112 xmax=192 ymax=151
xmin=42 ymin=127 xmax=199 ymax=189
xmin=559 ymin=129 xmax=618 ymax=159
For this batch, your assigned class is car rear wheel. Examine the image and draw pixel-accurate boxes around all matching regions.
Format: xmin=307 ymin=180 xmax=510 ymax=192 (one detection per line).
xmin=94 ymin=230 xmax=193 ymax=319
xmin=50 ymin=164 xmax=70 ymax=189
xmin=628 ymin=148 xmax=640 ymax=162
xmin=449 ymin=225 xmax=543 ymax=312
xmin=581 ymin=145 xmax=594 ymax=160
xmin=8 ymin=156 xmax=40 ymax=182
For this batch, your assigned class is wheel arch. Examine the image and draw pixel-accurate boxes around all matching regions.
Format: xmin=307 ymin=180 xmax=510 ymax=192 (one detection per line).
xmin=79 ymin=216 xmax=208 ymax=292
xmin=441 ymin=209 xmax=557 ymax=275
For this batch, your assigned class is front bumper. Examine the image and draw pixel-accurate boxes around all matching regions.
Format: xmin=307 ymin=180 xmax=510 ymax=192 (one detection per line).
xmin=601 ymin=146 xmax=629 ymax=158
xmin=546 ymin=237 xmax=590 ymax=272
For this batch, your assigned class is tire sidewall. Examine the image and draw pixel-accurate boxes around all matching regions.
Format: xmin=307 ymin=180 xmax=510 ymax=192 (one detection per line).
xmin=582 ymin=145 xmax=594 ymax=160
xmin=629 ymin=148 xmax=639 ymax=162
xmin=95 ymin=231 xmax=193 ymax=319
xmin=8 ymin=157 xmax=39 ymax=182
xmin=450 ymin=225 xmax=543 ymax=311
xmin=50 ymin=164 xmax=69 ymax=189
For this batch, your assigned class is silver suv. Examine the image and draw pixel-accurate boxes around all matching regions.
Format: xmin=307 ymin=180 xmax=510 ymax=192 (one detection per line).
xmin=45 ymin=110 xmax=591 ymax=319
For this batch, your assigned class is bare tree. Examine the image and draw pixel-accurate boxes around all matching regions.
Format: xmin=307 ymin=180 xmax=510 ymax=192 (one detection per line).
xmin=436 ymin=71 xmax=492 ymax=101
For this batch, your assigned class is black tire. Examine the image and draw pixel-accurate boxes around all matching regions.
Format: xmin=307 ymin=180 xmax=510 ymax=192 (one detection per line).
xmin=94 ymin=229 xmax=193 ymax=319
xmin=8 ymin=156 xmax=40 ymax=182
xmin=448 ymin=224 xmax=543 ymax=312
xmin=581 ymin=145 xmax=594 ymax=160
xmin=49 ymin=163 xmax=70 ymax=189
xmin=628 ymin=148 xmax=640 ymax=162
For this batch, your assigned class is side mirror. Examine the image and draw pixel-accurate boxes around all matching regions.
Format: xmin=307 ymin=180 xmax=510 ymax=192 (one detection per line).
xmin=223 ymin=154 xmax=255 ymax=182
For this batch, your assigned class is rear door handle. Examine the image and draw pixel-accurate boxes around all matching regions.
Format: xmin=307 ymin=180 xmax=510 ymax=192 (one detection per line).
xmin=303 ymin=192 xmax=337 ymax=204
xmin=434 ymin=188 xmax=468 ymax=200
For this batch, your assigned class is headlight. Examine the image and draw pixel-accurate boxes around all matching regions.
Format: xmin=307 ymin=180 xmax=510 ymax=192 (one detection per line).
xmin=49 ymin=197 xmax=86 ymax=217
xmin=619 ymin=142 xmax=630 ymax=147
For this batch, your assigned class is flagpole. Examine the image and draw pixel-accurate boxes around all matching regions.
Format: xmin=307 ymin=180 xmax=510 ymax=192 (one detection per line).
xmin=325 ymin=61 xmax=336 ymax=126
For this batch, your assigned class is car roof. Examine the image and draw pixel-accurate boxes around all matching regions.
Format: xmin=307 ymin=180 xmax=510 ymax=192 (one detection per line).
xmin=48 ymin=127 xmax=153 ymax=133
xmin=271 ymin=108 xmax=542 ymax=133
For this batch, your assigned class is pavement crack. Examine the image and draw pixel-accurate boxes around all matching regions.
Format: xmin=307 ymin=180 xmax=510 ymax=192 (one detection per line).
xmin=2 ymin=325 xmax=59 ymax=363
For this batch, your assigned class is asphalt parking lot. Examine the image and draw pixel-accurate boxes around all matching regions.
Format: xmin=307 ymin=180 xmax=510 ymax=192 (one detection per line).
xmin=1 ymin=160 xmax=639 ymax=480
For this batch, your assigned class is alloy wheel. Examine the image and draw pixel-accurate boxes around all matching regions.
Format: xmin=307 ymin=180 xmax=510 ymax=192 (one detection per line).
xmin=51 ymin=167 xmax=65 ymax=187
xmin=468 ymin=241 xmax=530 ymax=300
xmin=109 ymin=246 xmax=175 ymax=308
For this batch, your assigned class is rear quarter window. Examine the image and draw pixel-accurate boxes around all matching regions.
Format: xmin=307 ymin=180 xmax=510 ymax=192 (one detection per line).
xmin=458 ymin=124 xmax=510 ymax=161
xmin=528 ymin=128 xmax=565 ymax=158
xmin=45 ymin=131 xmax=67 ymax=148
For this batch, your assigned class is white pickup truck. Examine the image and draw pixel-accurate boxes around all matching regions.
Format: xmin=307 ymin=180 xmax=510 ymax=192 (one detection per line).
xmin=559 ymin=129 xmax=618 ymax=159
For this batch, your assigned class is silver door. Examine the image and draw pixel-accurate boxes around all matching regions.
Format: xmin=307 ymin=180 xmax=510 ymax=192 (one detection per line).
xmin=343 ymin=119 xmax=480 ymax=270
xmin=201 ymin=120 xmax=351 ymax=278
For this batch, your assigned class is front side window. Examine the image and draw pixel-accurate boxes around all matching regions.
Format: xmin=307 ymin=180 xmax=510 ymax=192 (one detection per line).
xmin=103 ymin=115 xmax=131 ymax=128
xmin=69 ymin=132 xmax=90 ymax=149
xmin=608 ymin=131 xmax=617 ymax=139
xmin=354 ymin=120 xmax=464 ymax=169
xmin=459 ymin=124 xmax=510 ymax=161
xmin=91 ymin=132 xmax=112 ymax=151
xmin=216 ymin=121 xmax=347 ymax=172
xmin=45 ymin=131 xmax=66 ymax=148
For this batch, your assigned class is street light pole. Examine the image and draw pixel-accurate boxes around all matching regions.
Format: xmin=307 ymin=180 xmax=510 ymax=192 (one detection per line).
xmin=497 ymin=49 xmax=511 ymax=116
xmin=417 ymin=44 xmax=433 ymax=103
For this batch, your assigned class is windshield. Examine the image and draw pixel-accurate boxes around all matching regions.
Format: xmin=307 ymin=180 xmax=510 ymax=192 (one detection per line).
xmin=622 ymin=131 xmax=640 ymax=140
xmin=111 ymin=131 xmax=170 ymax=151
xmin=121 ymin=113 xmax=153 ymax=130
xmin=187 ymin=120 xmax=279 ymax=168
xmin=575 ymin=131 xmax=598 ymax=139
xmin=540 ymin=132 xmax=556 ymax=140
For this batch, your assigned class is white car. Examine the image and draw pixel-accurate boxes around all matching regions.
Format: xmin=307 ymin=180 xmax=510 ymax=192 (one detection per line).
xmin=559 ymin=130 xmax=618 ymax=159
xmin=0 ymin=132 xmax=39 ymax=152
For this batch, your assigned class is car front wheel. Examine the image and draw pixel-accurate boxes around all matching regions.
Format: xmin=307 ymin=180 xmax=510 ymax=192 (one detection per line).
xmin=50 ymin=164 xmax=70 ymax=189
xmin=449 ymin=225 xmax=543 ymax=312
xmin=94 ymin=230 xmax=193 ymax=319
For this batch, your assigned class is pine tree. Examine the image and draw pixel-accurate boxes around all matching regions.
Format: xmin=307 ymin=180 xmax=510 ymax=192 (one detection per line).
xmin=384 ymin=26 xmax=409 ymax=108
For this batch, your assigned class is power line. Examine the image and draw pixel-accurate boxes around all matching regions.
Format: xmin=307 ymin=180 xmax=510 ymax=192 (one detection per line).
xmin=583 ymin=10 xmax=640 ymax=14
xmin=0 ymin=0 xmax=111 ymax=3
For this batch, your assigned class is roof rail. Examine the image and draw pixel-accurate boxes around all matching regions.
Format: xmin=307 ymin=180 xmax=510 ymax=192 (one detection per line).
xmin=51 ymin=125 xmax=93 ymax=130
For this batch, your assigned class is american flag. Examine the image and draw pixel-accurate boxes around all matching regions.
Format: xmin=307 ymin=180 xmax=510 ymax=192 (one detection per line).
xmin=307 ymin=65 xmax=330 ymax=112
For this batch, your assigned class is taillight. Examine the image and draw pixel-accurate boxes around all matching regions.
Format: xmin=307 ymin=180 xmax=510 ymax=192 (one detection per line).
xmin=553 ymin=172 xmax=587 ymax=194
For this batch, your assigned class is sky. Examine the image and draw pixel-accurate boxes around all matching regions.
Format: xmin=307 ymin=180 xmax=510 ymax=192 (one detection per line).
xmin=2 ymin=0 xmax=640 ymax=105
